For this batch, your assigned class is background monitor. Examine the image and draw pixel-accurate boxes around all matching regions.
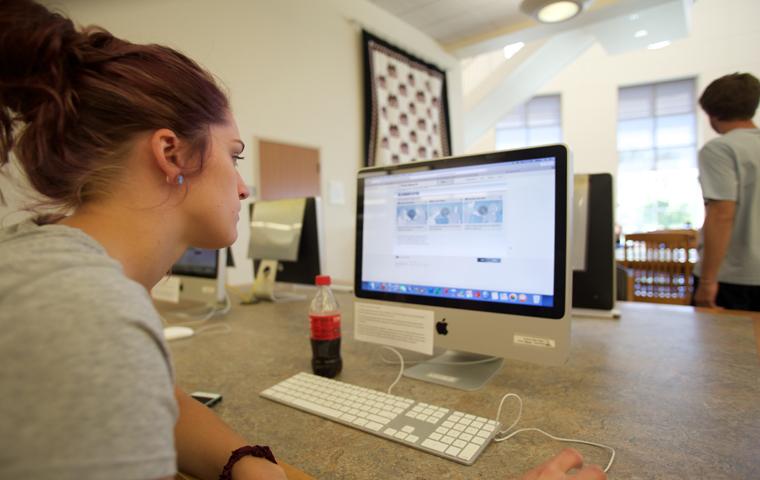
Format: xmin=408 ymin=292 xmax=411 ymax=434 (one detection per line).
xmin=571 ymin=173 xmax=617 ymax=317
xmin=354 ymin=145 xmax=572 ymax=390
xmin=152 ymin=247 xmax=227 ymax=306
xmin=249 ymin=197 xmax=325 ymax=301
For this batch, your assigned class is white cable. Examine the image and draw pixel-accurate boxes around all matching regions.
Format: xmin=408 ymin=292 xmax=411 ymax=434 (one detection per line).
xmin=165 ymin=293 xmax=232 ymax=324
xmin=379 ymin=348 xmax=616 ymax=473
xmin=381 ymin=346 xmax=405 ymax=395
xmin=194 ymin=323 xmax=233 ymax=336
xmin=492 ymin=393 xmax=616 ymax=473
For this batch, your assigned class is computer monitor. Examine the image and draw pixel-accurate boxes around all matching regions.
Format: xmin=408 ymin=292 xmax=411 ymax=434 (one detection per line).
xmin=151 ymin=247 xmax=227 ymax=308
xmin=170 ymin=248 xmax=227 ymax=305
xmin=249 ymin=197 xmax=325 ymax=302
xmin=572 ymin=173 xmax=618 ymax=317
xmin=354 ymin=145 xmax=572 ymax=390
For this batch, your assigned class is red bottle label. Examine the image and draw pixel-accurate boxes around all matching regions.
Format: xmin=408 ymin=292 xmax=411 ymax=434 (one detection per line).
xmin=310 ymin=313 xmax=341 ymax=341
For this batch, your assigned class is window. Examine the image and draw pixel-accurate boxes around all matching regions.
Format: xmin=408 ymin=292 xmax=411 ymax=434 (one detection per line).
xmin=617 ymin=78 xmax=703 ymax=233
xmin=495 ymin=95 xmax=562 ymax=149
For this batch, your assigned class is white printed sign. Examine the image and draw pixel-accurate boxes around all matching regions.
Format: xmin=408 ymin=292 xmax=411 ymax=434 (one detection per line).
xmin=354 ymin=302 xmax=434 ymax=355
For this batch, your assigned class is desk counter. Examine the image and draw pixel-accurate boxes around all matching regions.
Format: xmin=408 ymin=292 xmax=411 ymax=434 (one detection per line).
xmin=166 ymin=298 xmax=759 ymax=479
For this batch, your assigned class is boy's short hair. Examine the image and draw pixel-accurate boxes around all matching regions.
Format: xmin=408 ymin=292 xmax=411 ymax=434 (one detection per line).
xmin=699 ymin=73 xmax=760 ymax=121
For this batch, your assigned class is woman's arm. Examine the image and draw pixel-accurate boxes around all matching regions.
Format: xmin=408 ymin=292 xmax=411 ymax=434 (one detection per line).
xmin=173 ymin=386 xmax=288 ymax=480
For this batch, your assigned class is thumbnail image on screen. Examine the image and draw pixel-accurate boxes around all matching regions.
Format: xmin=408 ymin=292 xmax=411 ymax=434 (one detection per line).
xmin=465 ymin=198 xmax=503 ymax=224
xmin=396 ymin=204 xmax=427 ymax=226
xmin=427 ymin=202 xmax=463 ymax=225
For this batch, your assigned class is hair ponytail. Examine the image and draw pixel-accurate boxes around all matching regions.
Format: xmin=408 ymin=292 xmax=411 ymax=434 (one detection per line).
xmin=0 ymin=0 xmax=229 ymax=213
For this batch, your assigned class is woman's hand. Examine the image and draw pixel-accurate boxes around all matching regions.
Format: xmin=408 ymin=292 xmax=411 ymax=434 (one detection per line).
xmin=517 ymin=448 xmax=606 ymax=480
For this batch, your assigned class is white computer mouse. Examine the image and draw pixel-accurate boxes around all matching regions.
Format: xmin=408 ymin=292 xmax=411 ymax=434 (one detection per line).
xmin=163 ymin=326 xmax=195 ymax=341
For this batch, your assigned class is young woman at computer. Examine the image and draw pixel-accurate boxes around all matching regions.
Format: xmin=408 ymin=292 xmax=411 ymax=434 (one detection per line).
xmin=0 ymin=1 xmax=604 ymax=479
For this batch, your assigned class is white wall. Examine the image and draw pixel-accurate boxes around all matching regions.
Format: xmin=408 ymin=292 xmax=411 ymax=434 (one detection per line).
xmin=5 ymin=0 xmax=461 ymax=286
xmin=470 ymin=0 xmax=760 ymax=175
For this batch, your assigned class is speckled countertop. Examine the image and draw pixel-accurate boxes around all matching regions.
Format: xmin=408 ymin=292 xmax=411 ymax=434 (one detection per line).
xmin=165 ymin=297 xmax=760 ymax=480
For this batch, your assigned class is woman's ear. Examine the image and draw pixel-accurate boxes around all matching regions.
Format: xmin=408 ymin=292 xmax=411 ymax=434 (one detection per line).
xmin=150 ymin=129 xmax=185 ymax=182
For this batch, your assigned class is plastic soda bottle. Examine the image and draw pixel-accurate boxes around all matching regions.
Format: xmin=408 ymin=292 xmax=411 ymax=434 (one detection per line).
xmin=309 ymin=275 xmax=342 ymax=377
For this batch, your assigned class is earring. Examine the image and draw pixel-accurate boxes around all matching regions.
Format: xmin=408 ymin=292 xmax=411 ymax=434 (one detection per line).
xmin=177 ymin=174 xmax=184 ymax=185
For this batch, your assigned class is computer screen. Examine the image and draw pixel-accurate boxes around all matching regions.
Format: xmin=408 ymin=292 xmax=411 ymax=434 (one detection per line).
xmin=354 ymin=145 xmax=571 ymax=390
xmin=571 ymin=173 xmax=616 ymax=315
xmin=172 ymin=248 xmax=218 ymax=278
xmin=249 ymin=197 xmax=324 ymax=301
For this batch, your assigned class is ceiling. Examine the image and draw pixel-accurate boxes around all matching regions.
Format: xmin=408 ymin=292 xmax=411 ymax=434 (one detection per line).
xmin=368 ymin=0 xmax=692 ymax=58
xmin=368 ymin=0 xmax=528 ymax=46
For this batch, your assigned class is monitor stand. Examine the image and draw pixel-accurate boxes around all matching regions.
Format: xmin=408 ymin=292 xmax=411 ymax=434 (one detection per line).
xmin=252 ymin=260 xmax=306 ymax=302
xmin=403 ymin=350 xmax=504 ymax=391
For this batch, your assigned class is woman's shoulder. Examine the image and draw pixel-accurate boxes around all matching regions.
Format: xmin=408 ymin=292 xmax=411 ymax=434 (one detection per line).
xmin=0 ymin=219 xmax=163 ymax=336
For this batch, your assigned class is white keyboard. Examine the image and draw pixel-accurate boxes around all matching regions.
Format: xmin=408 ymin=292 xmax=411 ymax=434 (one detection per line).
xmin=260 ymin=372 xmax=501 ymax=465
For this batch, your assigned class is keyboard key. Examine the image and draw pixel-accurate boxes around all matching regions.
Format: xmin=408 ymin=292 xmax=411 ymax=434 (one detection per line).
xmin=366 ymin=421 xmax=383 ymax=431
xmin=401 ymin=426 xmax=415 ymax=433
xmin=407 ymin=435 xmax=419 ymax=443
xmin=472 ymin=437 xmax=485 ymax=445
xmin=459 ymin=444 xmax=480 ymax=461
xmin=430 ymin=433 xmax=442 ymax=441
xmin=459 ymin=433 xmax=473 ymax=442
xmin=465 ymin=427 xmax=478 ymax=435
xmin=476 ymin=430 xmax=490 ymax=438
xmin=453 ymin=439 xmax=467 ymax=448
xmin=384 ymin=428 xmax=397 ymax=436
xmin=422 ymin=439 xmax=447 ymax=453
xmin=445 ymin=446 xmax=461 ymax=456
xmin=441 ymin=436 xmax=455 ymax=444
xmin=395 ymin=432 xmax=408 ymax=440
xmin=442 ymin=421 xmax=454 ymax=428
xmin=367 ymin=414 xmax=389 ymax=424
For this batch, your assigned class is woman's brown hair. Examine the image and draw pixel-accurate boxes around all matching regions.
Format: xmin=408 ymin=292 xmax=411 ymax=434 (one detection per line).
xmin=0 ymin=0 xmax=229 ymax=213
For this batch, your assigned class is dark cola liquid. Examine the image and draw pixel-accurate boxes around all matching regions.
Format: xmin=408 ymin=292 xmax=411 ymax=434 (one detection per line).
xmin=310 ymin=337 xmax=342 ymax=378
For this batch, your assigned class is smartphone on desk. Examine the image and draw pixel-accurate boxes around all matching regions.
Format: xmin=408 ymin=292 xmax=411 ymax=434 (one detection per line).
xmin=191 ymin=391 xmax=222 ymax=408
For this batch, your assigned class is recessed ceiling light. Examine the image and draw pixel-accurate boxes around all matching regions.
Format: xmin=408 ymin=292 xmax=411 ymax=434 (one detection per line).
xmin=634 ymin=29 xmax=648 ymax=38
xmin=647 ymin=40 xmax=671 ymax=50
xmin=503 ymin=42 xmax=526 ymax=59
xmin=520 ymin=0 xmax=587 ymax=24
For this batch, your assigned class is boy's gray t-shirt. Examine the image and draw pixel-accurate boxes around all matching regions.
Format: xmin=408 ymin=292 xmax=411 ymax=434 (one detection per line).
xmin=0 ymin=220 xmax=178 ymax=479
xmin=695 ymin=128 xmax=760 ymax=285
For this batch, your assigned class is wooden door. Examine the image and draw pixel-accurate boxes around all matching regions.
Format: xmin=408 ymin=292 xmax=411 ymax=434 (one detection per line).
xmin=258 ymin=139 xmax=320 ymax=200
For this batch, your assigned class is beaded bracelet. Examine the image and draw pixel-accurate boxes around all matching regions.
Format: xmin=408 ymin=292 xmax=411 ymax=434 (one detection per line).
xmin=218 ymin=445 xmax=277 ymax=480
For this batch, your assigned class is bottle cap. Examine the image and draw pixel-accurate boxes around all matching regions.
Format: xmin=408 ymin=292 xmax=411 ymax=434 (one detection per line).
xmin=315 ymin=275 xmax=331 ymax=286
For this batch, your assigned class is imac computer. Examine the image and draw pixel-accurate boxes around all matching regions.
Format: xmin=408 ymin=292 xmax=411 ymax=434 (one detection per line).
xmin=354 ymin=145 xmax=572 ymax=390
xmin=249 ymin=197 xmax=325 ymax=302
xmin=166 ymin=247 xmax=227 ymax=306
xmin=571 ymin=173 xmax=619 ymax=318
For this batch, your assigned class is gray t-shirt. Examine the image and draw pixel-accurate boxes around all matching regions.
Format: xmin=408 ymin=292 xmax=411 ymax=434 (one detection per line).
xmin=0 ymin=220 xmax=178 ymax=479
xmin=695 ymin=128 xmax=760 ymax=285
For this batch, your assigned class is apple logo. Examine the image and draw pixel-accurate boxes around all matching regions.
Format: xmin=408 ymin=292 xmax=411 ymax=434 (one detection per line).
xmin=436 ymin=319 xmax=448 ymax=335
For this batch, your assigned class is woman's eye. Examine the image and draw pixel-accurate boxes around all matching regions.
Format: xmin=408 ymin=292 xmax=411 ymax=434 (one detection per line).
xmin=232 ymin=154 xmax=244 ymax=167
